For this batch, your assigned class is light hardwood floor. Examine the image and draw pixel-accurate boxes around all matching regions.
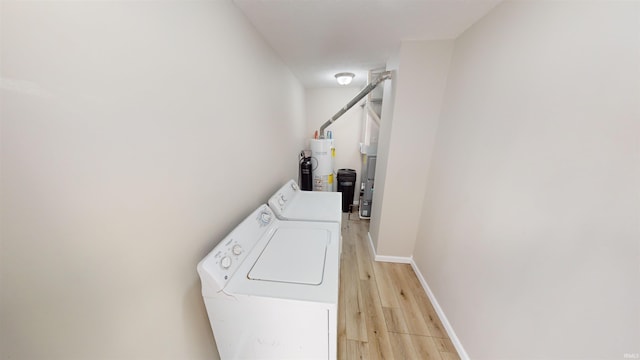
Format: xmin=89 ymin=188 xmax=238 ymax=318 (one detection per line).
xmin=338 ymin=214 xmax=460 ymax=360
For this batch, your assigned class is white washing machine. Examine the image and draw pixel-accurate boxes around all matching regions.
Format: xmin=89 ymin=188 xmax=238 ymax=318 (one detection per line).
xmin=197 ymin=205 xmax=340 ymax=360
xmin=268 ymin=180 xmax=342 ymax=228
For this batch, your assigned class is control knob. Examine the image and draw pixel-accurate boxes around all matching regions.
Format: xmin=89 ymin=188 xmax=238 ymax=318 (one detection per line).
xmin=232 ymin=244 xmax=243 ymax=256
xmin=220 ymin=256 xmax=232 ymax=269
xmin=260 ymin=212 xmax=272 ymax=224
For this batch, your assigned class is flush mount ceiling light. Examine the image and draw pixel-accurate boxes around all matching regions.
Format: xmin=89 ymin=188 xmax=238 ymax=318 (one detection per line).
xmin=335 ymin=72 xmax=355 ymax=86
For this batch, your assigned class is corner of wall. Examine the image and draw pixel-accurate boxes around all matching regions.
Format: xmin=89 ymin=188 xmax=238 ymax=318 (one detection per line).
xmin=368 ymin=54 xmax=400 ymax=251
xmin=372 ymin=40 xmax=454 ymax=258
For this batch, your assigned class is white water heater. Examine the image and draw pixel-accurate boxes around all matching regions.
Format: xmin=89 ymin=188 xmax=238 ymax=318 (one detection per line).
xmin=310 ymin=139 xmax=335 ymax=192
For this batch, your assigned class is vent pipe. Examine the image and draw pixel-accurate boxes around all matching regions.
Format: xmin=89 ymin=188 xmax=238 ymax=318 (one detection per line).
xmin=319 ymin=70 xmax=392 ymax=139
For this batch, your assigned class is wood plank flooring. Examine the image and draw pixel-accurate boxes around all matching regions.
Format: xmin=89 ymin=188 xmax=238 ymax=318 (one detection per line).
xmin=338 ymin=214 xmax=460 ymax=360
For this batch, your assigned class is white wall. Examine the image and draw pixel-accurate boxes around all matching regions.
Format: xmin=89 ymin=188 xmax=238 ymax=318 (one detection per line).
xmin=370 ymin=41 xmax=453 ymax=256
xmin=414 ymin=2 xmax=640 ymax=359
xmin=305 ymin=88 xmax=362 ymax=204
xmin=369 ymin=52 xmax=399 ymax=249
xmin=0 ymin=2 xmax=305 ymax=359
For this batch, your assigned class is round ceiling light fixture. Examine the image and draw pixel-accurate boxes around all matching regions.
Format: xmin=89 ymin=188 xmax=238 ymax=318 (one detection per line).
xmin=335 ymin=72 xmax=355 ymax=86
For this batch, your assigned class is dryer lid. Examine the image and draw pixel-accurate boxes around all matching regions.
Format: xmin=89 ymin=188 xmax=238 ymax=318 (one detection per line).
xmin=248 ymin=227 xmax=329 ymax=285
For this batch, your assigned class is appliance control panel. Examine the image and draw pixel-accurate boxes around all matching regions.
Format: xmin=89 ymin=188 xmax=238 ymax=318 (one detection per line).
xmin=267 ymin=179 xmax=299 ymax=216
xmin=197 ymin=205 xmax=275 ymax=292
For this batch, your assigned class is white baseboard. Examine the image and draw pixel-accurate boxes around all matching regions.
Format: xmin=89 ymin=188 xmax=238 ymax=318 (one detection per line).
xmin=365 ymin=232 xmax=468 ymax=359
xmin=409 ymin=260 xmax=470 ymax=360
xmin=376 ymin=254 xmax=412 ymax=263
xmin=366 ymin=232 xmax=412 ymax=263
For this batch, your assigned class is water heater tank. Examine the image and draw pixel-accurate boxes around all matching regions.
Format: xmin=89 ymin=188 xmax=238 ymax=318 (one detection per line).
xmin=309 ymin=139 xmax=335 ymax=192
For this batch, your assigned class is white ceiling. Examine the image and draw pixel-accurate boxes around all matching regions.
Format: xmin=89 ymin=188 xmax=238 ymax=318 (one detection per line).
xmin=233 ymin=0 xmax=502 ymax=88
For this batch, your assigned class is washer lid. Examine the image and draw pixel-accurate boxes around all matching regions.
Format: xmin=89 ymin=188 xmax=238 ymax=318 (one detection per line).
xmin=248 ymin=227 xmax=329 ymax=285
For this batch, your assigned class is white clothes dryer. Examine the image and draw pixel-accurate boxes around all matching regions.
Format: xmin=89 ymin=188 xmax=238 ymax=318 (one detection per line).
xmin=268 ymin=180 xmax=342 ymax=252
xmin=268 ymin=179 xmax=342 ymax=228
xmin=197 ymin=205 xmax=340 ymax=360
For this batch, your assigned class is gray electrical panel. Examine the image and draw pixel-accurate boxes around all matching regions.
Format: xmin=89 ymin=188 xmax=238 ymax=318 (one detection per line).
xmin=359 ymin=155 xmax=376 ymax=219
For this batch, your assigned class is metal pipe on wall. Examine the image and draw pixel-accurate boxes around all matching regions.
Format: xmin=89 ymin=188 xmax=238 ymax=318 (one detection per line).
xmin=319 ymin=70 xmax=392 ymax=139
